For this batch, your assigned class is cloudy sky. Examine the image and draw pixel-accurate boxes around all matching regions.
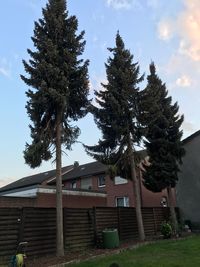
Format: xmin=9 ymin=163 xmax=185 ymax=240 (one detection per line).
xmin=0 ymin=0 xmax=199 ymax=186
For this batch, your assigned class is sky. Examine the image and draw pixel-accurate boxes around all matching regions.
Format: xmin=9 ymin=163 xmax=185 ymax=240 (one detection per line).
xmin=0 ymin=0 xmax=200 ymax=187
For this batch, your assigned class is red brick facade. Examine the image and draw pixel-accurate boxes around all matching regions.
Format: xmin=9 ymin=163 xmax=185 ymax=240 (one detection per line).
xmin=0 ymin=161 xmax=176 ymax=209
xmin=0 ymin=192 xmax=106 ymax=208
xmin=64 ymin=173 xmax=176 ymax=208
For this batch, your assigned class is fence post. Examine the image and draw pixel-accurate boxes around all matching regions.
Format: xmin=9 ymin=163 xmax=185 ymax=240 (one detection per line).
xmin=93 ymin=207 xmax=97 ymax=246
xmin=63 ymin=208 xmax=66 ymax=250
xmin=18 ymin=208 xmax=25 ymax=243
xmin=163 ymin=207 xmax=170 ymax=221
xmin=153 ymin=208 xmax=157 ymax=235
xmin=117 ymin=207 xmax=121 ymax=240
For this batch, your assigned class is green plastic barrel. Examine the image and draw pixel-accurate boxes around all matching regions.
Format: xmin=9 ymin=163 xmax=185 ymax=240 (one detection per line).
xmin=102 ymin=229 xmax=119 ymax=249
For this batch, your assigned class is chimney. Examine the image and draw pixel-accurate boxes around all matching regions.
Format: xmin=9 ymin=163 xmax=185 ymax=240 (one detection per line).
xmin=73 ymin=161 xmax=79 ymax=168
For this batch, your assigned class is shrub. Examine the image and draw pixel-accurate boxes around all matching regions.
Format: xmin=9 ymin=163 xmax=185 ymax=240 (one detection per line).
xmin=161 ymin=222 xmax=172 ymax=239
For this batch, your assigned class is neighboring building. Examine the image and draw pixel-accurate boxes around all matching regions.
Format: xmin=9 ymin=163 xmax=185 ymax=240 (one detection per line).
xmin=0 ymin=188 xmax=107 ymax=208
xmin=61 ymin=161 xmax=171 ymax=208
xmin=176 ymin=130 xmax=200 ymax=226
xmin=0 ymin=165 xmax=106 ymax=208
xmin=0 ymin=160 xmax=172 ymax=208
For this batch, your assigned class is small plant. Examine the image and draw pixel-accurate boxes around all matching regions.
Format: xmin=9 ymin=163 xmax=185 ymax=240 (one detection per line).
xmin=161 ymin=222 xmax=172 ymax=239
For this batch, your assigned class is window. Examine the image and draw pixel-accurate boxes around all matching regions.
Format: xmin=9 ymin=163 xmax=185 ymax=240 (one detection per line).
xmin=70 ymin=180 xmax=77 ymax=189
xmin=114 ymin=176 xmax=128 ymax=185
xmin=116 ymin=197 xmax=129 ymax=207
xmin=98 ymin=175 xmax=105 ymax=187
xmin=81 ymin=177 xmax=92 ymax=190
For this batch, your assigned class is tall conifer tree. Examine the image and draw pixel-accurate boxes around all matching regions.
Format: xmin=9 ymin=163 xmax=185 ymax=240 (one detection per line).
xmin=21 ymin=0 xmax=89 ymax=256
xmin=85 ymin=32 xmax=145 ymax=241
xmin=139 ymin=62 xmax=185 ymax=232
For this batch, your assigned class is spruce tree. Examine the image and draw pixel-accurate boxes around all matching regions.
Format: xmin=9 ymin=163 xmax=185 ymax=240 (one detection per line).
xmin=139 ymin=62 xmax=185 ymax=232
xmin=85 ymin=32 xmax=145 ymax=241
xmin=21 ymin=0 xmax=89 ymax=256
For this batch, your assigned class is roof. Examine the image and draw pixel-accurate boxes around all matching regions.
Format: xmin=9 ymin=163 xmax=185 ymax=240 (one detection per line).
xmin=62 ymin=161 xmax=107 ymax=181
xmin=182 ymin=130 xmax=200 ymax=145
xmin=0 ymin=165 xmax=73 ymax=194
xmin=0 ymin=151 xmax=148 ymax=194
xmin=0 ymin=184 xmax=107 ymax=197
xmin=0 ymin=161 xmax=106 ymax=194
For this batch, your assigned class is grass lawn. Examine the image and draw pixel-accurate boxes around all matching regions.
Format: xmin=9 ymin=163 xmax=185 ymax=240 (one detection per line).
xmin=67 ymin=235 xmax=200 ymax=267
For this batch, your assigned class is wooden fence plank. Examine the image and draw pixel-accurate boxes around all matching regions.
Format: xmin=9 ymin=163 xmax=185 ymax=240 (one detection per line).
xmin=0 ymin=206 xmax=174 ymax=264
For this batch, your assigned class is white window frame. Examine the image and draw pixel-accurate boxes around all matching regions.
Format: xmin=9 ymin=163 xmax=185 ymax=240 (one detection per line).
xmin=116 ymin=196 xmax=129 ymax=207
xmin=98 ymin=175 xmax=105 ymax=187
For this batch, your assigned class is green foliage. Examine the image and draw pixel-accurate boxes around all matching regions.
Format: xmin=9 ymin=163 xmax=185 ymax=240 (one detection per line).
xmin=84 ymin=32 xmax=146 ymax=241
xmin=139 ymin=62 xmax=185 ymax=192
xmin=161 ymin=222 xmax=172 ymax=239
xmin=85 ymin=32 xmax=144 ymax=179
xmin=21 ymin=0 xmax=89 ymax=168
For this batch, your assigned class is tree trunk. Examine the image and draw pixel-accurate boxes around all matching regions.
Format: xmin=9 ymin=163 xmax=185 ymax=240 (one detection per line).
xmin=128 ymin=137 xmax=145 ymax=241
xmin=56 ymin=112 xmax=64 ymax=257
xmin=167 ymin=185 xmax=178 ymax=235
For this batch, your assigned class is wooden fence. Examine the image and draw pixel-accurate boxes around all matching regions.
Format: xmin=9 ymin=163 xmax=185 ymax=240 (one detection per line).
xmin=0 ymin=206 xmax=170 ymax=266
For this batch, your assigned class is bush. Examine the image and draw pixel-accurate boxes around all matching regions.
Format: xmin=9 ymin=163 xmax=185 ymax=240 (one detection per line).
xmin=161 ymin=222 xmax=172 ymax=238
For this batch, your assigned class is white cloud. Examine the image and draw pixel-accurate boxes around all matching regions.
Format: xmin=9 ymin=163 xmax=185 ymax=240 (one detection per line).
xmin=164 ymin=53 xmax=197 ymax=78
xmin=182 ymin=120 xmax=196 ymax=132
xmin=147 ymin=0 xmax=160 ymax=9
xmin=157 ymin=19 xmax=174 ymax=41
xmin=157 ymin=0 xmax=200 ymax=93
xmin=176 ymin=75 xmax=191 ymax=87
xmin=0 ymin=67 xmax=10 ymax=77
xmin=106 ymin=0 xmax=141 ymax=10
xmin=177 ymin=0 xmax=200 ymax=61
xmin=0 ymin=58 xmax=11 ymax=78
xmin=158 ymin=0 xmax=200 ymax=62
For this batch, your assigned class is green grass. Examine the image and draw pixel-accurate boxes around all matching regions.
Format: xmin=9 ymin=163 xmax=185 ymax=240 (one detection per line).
xmin=67 ymin=236 xmax=200 ymax=267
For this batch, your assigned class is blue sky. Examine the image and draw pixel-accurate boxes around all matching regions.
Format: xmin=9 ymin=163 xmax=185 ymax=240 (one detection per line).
xmin=0 ymin=0 xmax=199 ymax=186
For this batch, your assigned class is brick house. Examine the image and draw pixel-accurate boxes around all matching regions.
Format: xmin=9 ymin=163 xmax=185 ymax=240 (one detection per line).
xmin=0 ymin=160 xmax=174 ymax=208
xmin=0 ymin=165 xmax=106 ymax=208
xmin=61 ymin=161 xmax=173 ymax=207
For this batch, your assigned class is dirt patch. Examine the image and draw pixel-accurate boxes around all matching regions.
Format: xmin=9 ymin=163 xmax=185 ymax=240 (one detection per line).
xmin=27 ymin=234 xmax=193 ymax=267
xmin=26 ymin=240 xmax=141 ymax=267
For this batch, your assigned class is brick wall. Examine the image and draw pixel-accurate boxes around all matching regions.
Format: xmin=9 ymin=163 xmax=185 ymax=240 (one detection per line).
xmin=103 ymin=176 xmax=135 ymax=207
xmin=63 ymin=174 xmax=176 ymax=208
xmin=36 ymin=192 xmax=106 ymax=208
xmin=0 ymin=192 xmax=106 ymax=208
xmin=141 ymin=184 xmax=176 ymax=207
